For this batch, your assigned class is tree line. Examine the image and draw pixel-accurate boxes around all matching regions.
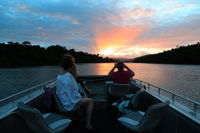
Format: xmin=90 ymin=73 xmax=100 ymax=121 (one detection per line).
xmin=133 ymin=42 xmax=200 ymax=64
xmin=0 ymin=41 xmax=115 ymax=68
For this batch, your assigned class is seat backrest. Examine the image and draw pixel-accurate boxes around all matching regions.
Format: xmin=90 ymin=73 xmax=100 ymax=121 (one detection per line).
xmin=53 ymin=94 xmax=68 ymax=113
xmin=128 ymin=90 xmax=145 ymax=110
xmin=43 ymin=87 xmax=56 ymax=111
xmin=129 ymin=80 xmax=141 ymax=93
xmin=77 ymin=82 xmax=88 ymax=97
xmin=138 ymin=101 xmax=170 ymax=132
xmin=16 ymin=102 xmax=51 ymax=133
xmin=110 ymin=83 xmax=130 ymax=97
xmin=53 ymin=87 xmax=80 ymax=113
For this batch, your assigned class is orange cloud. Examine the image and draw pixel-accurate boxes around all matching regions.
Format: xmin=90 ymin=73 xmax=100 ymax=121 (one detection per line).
xmin=167 ymin=4 xmax=195 ymax=12
xmin=94 ymin=16 xmax=200 ymax=58
xmin=95 ymin=25 xmax=148 ymax=56
xmin=72 ymin=21 xmax=79 ymax=25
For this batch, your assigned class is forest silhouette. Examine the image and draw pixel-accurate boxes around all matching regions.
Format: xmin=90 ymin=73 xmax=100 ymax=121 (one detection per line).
xmin=0 ymin=41 xmax=115 ymax=68
xmin=133 ymin=42 xmax=200 ymax=64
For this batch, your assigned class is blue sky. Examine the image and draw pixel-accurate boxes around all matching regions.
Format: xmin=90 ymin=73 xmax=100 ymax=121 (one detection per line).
xmin=0 ymin=0 xmax=200 ymax=58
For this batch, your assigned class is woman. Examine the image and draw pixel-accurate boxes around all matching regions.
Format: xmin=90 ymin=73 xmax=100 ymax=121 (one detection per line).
xmin=56 ymin=54 xmax=94 ymax=130
xmin=70 ymin=64 xmax=95 ymax=97
xmin=108 ymin=61 xmax=135 ymax=84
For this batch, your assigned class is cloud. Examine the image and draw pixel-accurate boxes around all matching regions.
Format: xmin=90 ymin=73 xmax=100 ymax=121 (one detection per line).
xmin=133 ymin=16 xmax=200 ymax=49
xmin=72 ymin=21 xmax=79 ymax=25
xmin=128 ymin=8 xmax=156 ymax=17
xmin=0 ymin=0 xmax=200 ymax=58
xmin=167 ymin=4 xmax=195 ymax=12
xmin=94 ymin=25 xmax=149 ymax=52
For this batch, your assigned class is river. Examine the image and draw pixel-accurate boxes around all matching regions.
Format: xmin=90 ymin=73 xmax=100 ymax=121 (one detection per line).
xmin=0 ymin=63 xmax=200 ymax=103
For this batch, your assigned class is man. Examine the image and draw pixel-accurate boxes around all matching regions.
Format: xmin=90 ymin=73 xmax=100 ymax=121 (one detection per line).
xmin=108 ymin=61 xmax=135 ymax=84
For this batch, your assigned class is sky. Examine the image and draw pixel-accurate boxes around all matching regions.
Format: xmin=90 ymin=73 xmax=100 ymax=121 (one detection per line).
xmin=0 ymin=0 xmax=200 ymax=58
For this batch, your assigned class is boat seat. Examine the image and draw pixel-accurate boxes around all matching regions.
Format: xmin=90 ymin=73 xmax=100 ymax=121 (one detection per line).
xmin=53 ymin=93 xmax=83 ymax=122
xmin=112 ymin=90 xmax=145 ymax=114
xmin=106 ymin=82 xmax=130 ymax=97
xmin=77 ymin=82 xmax=88 ymax=98
xmin=16 ymin=102 xmax=71 ymax=133
xmin=118 ymin=101 xmax=170 ymax=132
xmin=128 ymin=90 xmax=145 ymax=110
xmin=53 ymin=93 xmax=80 ymax=113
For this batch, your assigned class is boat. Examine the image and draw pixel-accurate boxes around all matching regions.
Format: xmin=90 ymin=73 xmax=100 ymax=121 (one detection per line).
xmin=0 ymin=75 xmax=199 ymax=133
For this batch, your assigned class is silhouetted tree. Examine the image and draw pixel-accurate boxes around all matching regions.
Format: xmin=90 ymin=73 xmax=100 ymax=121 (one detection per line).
xmin=22 ymin=41 xmax=31 ymax=45
xmin=133 ymin=42 xmax=200 ymax=64
xmin=0 ymin=41 xmax=115 ymax=67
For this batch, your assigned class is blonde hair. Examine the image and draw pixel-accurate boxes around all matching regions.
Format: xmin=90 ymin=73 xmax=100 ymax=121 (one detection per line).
xmin=70 ymin=64 xmax=79 ymax=79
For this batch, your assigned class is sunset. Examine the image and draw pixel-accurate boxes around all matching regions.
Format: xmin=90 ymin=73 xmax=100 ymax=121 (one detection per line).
xmin=1 ymin=1 xmax=200 ymax=131
xmin=0 ymin=0 xmax=200 ymax=58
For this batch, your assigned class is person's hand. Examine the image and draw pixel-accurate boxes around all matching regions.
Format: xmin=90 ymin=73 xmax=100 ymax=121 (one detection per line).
xmin=124 ymin=64 xmax=128 ymax=68
xmin=114 ymin=63 xmax=117 ymax=68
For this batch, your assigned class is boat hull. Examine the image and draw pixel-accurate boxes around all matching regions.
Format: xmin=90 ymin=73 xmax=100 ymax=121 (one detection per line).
xmin=0 ymin=75 xmax=199 ymax=133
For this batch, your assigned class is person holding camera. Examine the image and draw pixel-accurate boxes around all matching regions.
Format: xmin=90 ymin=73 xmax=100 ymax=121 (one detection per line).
xmin=108 ymin=61 xmax=135 ymax=84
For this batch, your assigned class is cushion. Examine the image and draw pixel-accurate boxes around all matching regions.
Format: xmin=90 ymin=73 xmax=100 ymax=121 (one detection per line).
xmin=118 ymin=111 xmax=145 ymax=127
xmin=49 ymin=119 xmax=71 ymax=129
xmin=42 ymin=113 xmax=71 ymax=130
xmin=118 ymin=117 xmax=139 ymax=126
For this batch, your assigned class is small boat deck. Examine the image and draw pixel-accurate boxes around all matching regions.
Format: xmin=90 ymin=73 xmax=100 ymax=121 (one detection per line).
xmin=86 ymin=81 xmax=108 ymax=102
xmin=0 ymin=77 xmax=199 ymax=133
xmin=64 ymin=104 xmax=126 ymax=133
xmin=63 ymin=81 xmax=129 ymax=133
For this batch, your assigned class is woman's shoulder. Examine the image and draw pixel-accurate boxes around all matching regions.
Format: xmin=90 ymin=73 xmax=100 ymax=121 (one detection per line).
xmin=57 ymin=73 xmax=71 ymax=80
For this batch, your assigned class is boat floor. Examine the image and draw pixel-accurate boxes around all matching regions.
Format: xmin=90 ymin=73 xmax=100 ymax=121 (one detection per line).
xmin=63 ymin=103 xmax=128 ymax=133
xmin=62 ymin=81 xmax=140 ymax=133
xmin=86 ymin=81 xmax=108 ymax=101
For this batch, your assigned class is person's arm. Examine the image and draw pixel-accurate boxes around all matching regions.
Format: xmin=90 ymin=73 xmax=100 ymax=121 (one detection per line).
xmin=108 ymin=64 xmax=116 ymax=77
xmin=70 ymin=64 xmax=79 ymax=79
xmin=80 ymin=82 xmax=96 ymax=96
xmin=124 ymin=64 xmax=135 ymax=77
xmin=68 ymin=78 xmax=81 ymax=103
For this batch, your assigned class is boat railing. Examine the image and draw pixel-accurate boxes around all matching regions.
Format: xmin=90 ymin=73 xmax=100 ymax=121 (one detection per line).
xmin=0 ymin=79 xmax=55 ymax=119
xmin=132 ymin=79 xmax=200 ymax=117
xmin=0 ymin=79 xmax=55 ymax=105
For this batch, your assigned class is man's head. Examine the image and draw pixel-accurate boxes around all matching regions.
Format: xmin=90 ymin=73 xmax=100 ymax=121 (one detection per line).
xmin=116 ymin=61 xmax=125 ymax=71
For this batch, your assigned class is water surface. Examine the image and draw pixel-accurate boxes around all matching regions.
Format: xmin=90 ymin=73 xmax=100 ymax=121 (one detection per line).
xmin=0 ymin=63 xmax=200 ymax=103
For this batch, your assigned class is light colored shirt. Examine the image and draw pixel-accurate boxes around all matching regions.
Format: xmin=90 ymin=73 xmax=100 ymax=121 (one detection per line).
xmin=56 ymin=73 xmax=81 ymax=111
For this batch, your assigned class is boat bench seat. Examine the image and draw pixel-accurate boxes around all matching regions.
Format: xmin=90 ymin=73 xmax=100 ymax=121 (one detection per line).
xmin=105 ymin=80 xmax=141 ymax=98
xmin=43 ymin=86 xmax=80 ymax=114
xmin=42 ymin=113 xmax=71 ymax=131
xmin=118 ymin=111 xmax=145 ymax=126
xmin=118 ymin=101 xmax=170 ymax=132
xmin=105 ymin=81 xmax=130 ymax=97
xmin=16 ymin=102 xmax=71 ymax=133
xmin=53 ymin=88 xmax=83 ymax=121
xmin=53 ymin=93 xmax=79 ymax=113
xmin=112 ymin=90 xmax=145 ymax=114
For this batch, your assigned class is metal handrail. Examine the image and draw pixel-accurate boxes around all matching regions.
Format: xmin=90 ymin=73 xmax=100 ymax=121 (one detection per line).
xmin=0 ymin=79 xmax=55 ymax=103
xmin=133 ymin=78 xmax=200 ymax=115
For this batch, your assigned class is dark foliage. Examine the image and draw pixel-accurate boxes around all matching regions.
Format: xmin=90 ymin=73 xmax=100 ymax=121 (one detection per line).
xmin=133 ymin=42 xmax=200 ymax=64
xmin=0 ymin=41 xmax=115 ymax=68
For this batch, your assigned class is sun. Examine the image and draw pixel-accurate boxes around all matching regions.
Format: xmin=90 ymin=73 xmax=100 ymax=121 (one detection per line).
xmin=100 ymin=48 xmax=114 ymax=56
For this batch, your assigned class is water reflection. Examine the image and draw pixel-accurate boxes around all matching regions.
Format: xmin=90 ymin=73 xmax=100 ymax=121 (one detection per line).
xmin=77 ymin=63 xmax=200 ymax=103
xmin=0 ymin=63 xmax=200 ymax=103
xmin=77 ymin=63 xmax=114 ymax=75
